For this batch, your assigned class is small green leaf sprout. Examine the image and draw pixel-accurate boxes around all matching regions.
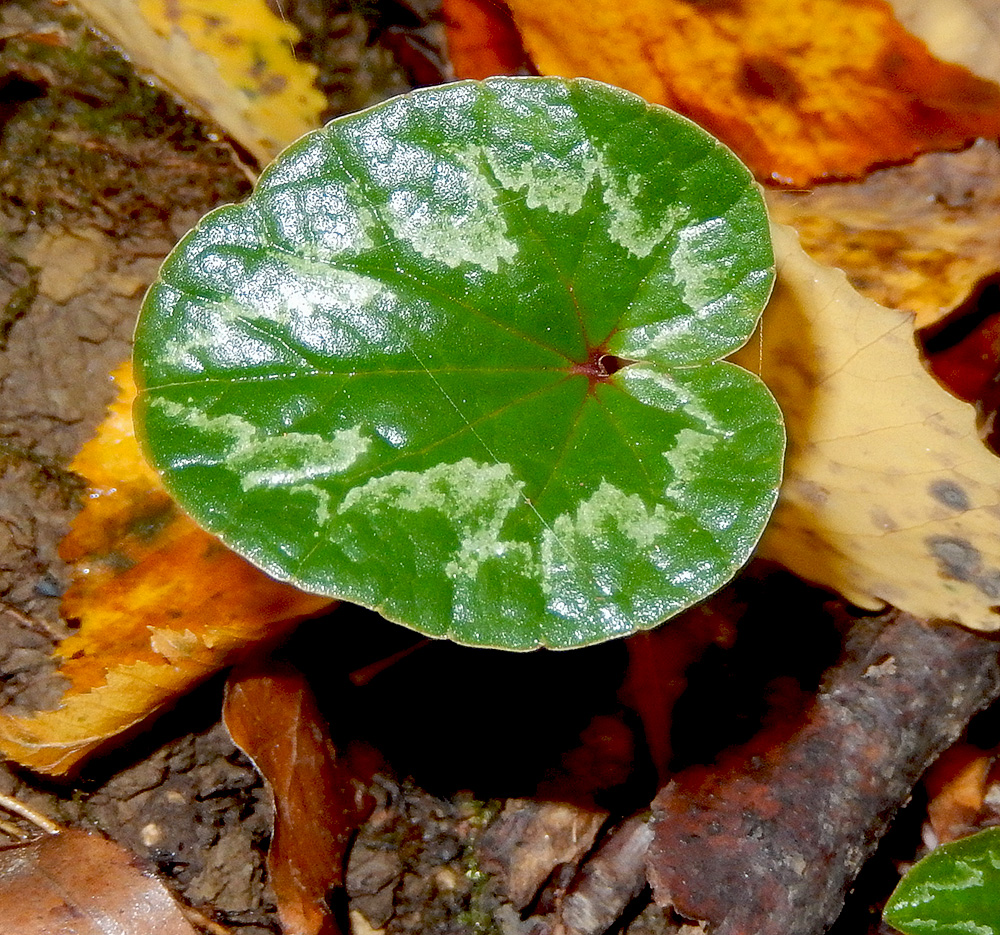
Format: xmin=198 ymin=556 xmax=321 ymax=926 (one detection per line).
xmin=133 ymin=76 xmax=783 ymax=650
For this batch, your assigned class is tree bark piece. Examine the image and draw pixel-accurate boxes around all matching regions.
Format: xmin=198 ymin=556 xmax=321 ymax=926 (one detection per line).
xmin=477 ymin=799 xmax=608 ymax=911
xmin=560 ymin=814 xmax=653 ymax=935
xmin=647 ymin=611 xmax=1000 ymax=935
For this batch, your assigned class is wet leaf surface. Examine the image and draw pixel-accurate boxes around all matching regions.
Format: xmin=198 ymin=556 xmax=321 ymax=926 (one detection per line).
xmin=0 ymin=829 xmax=200 ymax=935
xmin=885 ymin=826 xmax=1000 ymax=935
xmin=501 ymin=0 xmax=1000 ymax=186
xmin=134 ymin=76 xmax=782 ymax=650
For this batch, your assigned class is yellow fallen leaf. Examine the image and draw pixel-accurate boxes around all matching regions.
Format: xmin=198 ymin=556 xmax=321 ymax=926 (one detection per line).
xmin=0 ymin=364 xmax=333 ymax=776
xmin=503 ymin=0 xmax=1000 ymax=186
xmin=73 ymin=0 xmax=325 ymax=162
xmin=732 ymin=224 xmax=1000 ymax=630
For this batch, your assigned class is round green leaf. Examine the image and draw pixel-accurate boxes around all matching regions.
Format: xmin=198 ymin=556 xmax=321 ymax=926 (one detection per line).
xmin=133 ymin=76 xmax=783 ymax=650
xmin=885 ymin=827 xmax=1000 ymax=935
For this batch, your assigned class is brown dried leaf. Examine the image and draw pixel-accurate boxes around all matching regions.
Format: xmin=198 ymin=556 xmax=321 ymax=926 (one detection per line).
xmin=0 ymin=829 xmax=201 ymax=935
xmin=503 ymin=0 xmax=1000 ymax=186
xmin=0 ymin=364 xmax=333 ymax=776
xmin=731 ymin=224 xmax=1000 ymax=630
xmin=442 ymin=0 xmax=533 ymax=79
xmin=224 ymin=661 xmax=379 ymax=935
xmin=767 ymin=140 xmax=1000 ymax=329
xmin=924 ymin=743 xmax=993 ymax=845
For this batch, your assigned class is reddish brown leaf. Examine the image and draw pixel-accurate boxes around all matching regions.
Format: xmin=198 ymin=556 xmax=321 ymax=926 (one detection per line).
xmin=224 ymin=661 xmax=380 ymax=935
xmin=619 ymin=598 xmax=739 ymax=782
xmin=0 ymin=829 xmax=201 ymax=935
xmin=442 ymin=0 xmax=532 ymax=79
xmin=503 ymin=0 xmax=1000 ymax=186
xmin=0 ymin=363 xmax=333 ymax=776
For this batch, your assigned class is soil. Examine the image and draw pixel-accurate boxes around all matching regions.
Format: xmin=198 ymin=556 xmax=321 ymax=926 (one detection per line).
xmin=2 ymin=3 xmax=999 ymax=934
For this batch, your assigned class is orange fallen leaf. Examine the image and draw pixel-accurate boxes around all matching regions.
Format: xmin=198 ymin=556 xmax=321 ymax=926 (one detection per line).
xmin=224 ymin=661 xmax=380 ymax=935
xmin=442 ymin=0 xmax=532 ymax=79
xmin=0 ymin=829 xmax=202 ymax=935
xmin=502 ymin=0 xmax=1000 ymax=186
xmin=924 ymin=743 xmax=992 ymax=845
xmin=0 ymin=363 xmax=333 ymax=776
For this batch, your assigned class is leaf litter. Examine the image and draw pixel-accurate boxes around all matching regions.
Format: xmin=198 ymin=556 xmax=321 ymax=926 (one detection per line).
xmin=6 ymin=0 xmax=1000 ymax=932
xmin=0 ymin=364 xmax=334 ymax=775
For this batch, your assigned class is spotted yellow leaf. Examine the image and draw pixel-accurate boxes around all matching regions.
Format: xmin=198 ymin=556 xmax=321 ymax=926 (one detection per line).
xmin=74 ymin=0 xmax=325 ymax=162
xmin=735 ymin=223 xmax=1000 ymax=630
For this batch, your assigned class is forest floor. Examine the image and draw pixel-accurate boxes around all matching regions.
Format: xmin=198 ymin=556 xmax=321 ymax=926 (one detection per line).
xmin=3 ymin=2 xmax=1000 ymax=934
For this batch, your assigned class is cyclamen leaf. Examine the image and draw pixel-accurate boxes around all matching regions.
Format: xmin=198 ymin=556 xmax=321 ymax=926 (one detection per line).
xmin=134 ymin=76 xmax=782 ymax=650
xmin=885 ymin=827 xmax=1000 ymax=935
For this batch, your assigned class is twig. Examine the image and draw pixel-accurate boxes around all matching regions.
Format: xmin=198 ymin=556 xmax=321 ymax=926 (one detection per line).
xmin=0 ymin=790 xmax=61 ymax=835
xmin=559 ymin=813 xmax=653 ymax=935
xmin=0 ymin=818 xmax=30 ymax=840
xmin=177 ymin=903 xmax=236 ymax=935
xmin=647 ymin=611 xmax=1000 ymax=935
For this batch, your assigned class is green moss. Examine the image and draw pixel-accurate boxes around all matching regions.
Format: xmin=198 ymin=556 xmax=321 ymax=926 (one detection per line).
xmin=0 ymin=0 xmax=249 ymax=231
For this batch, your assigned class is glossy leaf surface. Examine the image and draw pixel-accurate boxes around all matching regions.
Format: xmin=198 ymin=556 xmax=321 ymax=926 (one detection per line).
xmin=885 ymin=827 xmax=1000 ymax=934
xmin=134 ymin=77 xmax=782 ymax=650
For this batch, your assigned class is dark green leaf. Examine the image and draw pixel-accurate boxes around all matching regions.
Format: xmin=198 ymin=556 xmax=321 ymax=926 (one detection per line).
xmin=133 ymin=76 xmax=782 ymax=649
xmin=885 ymin=827 xmax=1000 ymax=935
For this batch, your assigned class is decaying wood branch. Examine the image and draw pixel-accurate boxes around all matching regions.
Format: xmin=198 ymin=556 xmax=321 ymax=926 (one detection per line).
xmin=647 ymin=611 xmax=1000 ymax=935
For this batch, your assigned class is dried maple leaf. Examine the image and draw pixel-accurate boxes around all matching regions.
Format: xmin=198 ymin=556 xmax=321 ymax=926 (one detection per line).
xmin=72 ymin=0 xmax=325 ymax=163
xmin=731 ymin=224 xmax=1000 ymax=630
xmin=224 ymin=661 xmax=380 ymax=935
xmin=503 ymin=0 xmax=1000 ymax=186
xmin=0 ymin=829 xmax=201 ymax=935
xmin=0 ymin=364 xmax=333 ymax=776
